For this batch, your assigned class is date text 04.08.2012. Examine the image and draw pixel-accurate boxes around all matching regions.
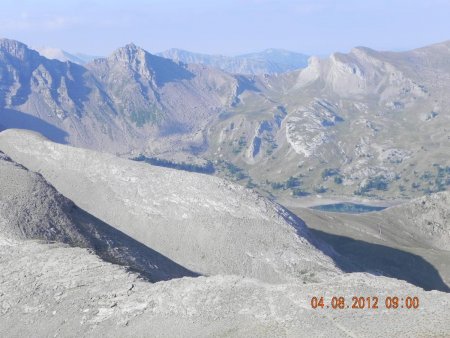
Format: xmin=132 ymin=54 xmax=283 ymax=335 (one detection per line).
xmin=310 ymin=296 xmax=419 ymax=310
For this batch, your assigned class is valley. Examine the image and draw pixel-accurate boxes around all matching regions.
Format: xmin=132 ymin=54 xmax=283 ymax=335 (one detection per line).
xmin=2 ymin=38 xmax=449 ymax=203
xmin=1 ymin=35 xmax=450 ymax=337
xmin=1 ymin=129 xmax=450 ymax=337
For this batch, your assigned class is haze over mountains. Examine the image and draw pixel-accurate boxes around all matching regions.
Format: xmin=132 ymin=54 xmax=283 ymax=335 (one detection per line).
xmin=33 ymin=45 xmax=310 ymax=74
xmin=1 ymin=36 xmax=450 ymax=336
xmin=157 ymin=48 xmax=310 ymax=75
xmin=1 ymin=38 xmax=450 ymax=202
xmin=35 ymin=47 xmax=100 ymax=65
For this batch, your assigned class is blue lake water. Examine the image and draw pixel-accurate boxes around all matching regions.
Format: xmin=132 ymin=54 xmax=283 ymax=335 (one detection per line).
xmin=310 ymin=202 xmax=386 ymax=214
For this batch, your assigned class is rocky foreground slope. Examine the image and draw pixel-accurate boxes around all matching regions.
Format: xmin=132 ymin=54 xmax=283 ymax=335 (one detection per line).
xmin=2 ymin=242 xmax=449 ymax=337
xmin=286 ymin=191 xmax=450 ymax=292
xmin=0 ymin=129 xmax=339 ymax=284
xmin=1 ymin=130 xmax=450 ymax=337
xmin=0 ymin=150 xmax=196 ymax=282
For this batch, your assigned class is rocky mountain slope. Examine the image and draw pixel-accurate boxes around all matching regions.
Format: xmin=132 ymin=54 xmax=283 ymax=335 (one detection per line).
xmin=2 ymin=244 xmax=449 ymax=338
xmin=34 ymin=47 xmax=87 ymax=64
xmin=1 ymin=129 xmax=450 ymax=336
xmin=1 ymin=38 xmax=450 ymax=200
xmin=208 ymin=41 xmax=450 ymax=200
xmin=0 ymin=150 xmax=196 ymax=282
xmin=158 ymin=48 xmax=309 ymax=75
xmin=0 ymin=129 xmax=340 ymax=283
xmin=0 ymin=38 xmax=243 ymax=155
xmin=285 ymin=191 xmax=450 ymax=291
xmin=34 ymin=47 xmax=100 ymax=64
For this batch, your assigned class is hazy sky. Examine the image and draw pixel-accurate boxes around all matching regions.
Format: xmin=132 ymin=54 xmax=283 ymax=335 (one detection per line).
xmin=1 ymin=0 xmax=449 ymax=56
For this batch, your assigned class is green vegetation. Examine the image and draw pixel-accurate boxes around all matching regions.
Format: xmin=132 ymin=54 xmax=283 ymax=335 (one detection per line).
xmin=129 ymin=104 xmax=162 ymax=127
xmin=232 ymin=136 xmax=247 ymax=154
xmin=322 ymin=168 xmax=343 ymax=185
xmin=435 ymin=165 xmax=450 ymax=191
xmin=132 ymin=155 xmax=214 ymax=174
xmin=355 ymin=176 xmax=389 ymax=195
xmin=263 ymin=134 xmax=278 ymax=156
xmin=333 ymin=176 xmax=343 ymax=184
xmin=216 ymin=160 xmax=248 ymax=181
xmin=285 ymin=176 xmax=300 ymax=188
xmin=268 ymin=176 xmax=301 ymax=190
xmin=314 ymin=186 xmax=327 ymax=193
xmin=420 ymin=171 xmax=433 ymax=181
xmin=291 ymin=188 xmax=310 ymax=197
xmin=245 ymin=179 xmax=257 ymax=189
xmin=266 ymin=176 xmax=310 ymax=197
xmin=321 ymin=168 xmax=339 ymax=179
xmin=412 ymin=165 xmax=450 ymax=194
xmin=270 ymin=182 xmax=284 ymax=190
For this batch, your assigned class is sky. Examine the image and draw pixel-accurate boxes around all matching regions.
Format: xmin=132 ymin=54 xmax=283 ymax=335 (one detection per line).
xmin=1 ymin=0 xmax=449 ymax=56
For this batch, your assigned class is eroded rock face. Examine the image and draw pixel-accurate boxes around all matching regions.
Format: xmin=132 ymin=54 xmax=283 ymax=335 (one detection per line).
xmin=0 ymin=150 xmax=87 ymax=245
xmin=0 ymin=129 xmax=340 ymax=284
xmin=385 ymin=191 xmax=450 ymax=250
xmin=0 ymin=150 xmax=198 ymax=282
xmin=1 ymin=130 xmax=450 ymax=337
xmin=285 ymin=99 xmax=343 ymax=158
xmin=2 ymin=38 xmax=450 ymax=199
xmin=1 ymin=239 xmax=450 ymax=338
xmin=0 ymin=38 xmax=241 ymax=154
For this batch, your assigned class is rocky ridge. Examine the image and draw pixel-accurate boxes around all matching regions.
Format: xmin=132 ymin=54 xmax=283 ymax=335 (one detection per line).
xmin=0 ymin=129 xmax=340 ymax=284
xmin=2 ymin=38 xmax=450 ymax=199
xmin=1 ymin=130 xmax=450 ymax=337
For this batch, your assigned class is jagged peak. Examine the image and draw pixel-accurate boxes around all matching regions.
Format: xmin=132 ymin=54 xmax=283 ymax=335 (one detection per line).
xmin=351 ymin=46 xmax=377 ymax=53
xmin=349 ymin=46 xmax=380 ymax=60
xmin=122 ymin=42 xmax=141 ymax=52
xmin=329 ymin=52 xmax=347 ymax=63
xmin=0 ymin=38 xmax=27 ymax=50
xmin=412 ymin=39 xmax=450 ymax=53
xmin=0 ymin=38 xmax=39 ymax=60
xmin=104 ymin=43 xmax=194 ymax=86
xmin=110 ymin=42 xmax=149 ymax=63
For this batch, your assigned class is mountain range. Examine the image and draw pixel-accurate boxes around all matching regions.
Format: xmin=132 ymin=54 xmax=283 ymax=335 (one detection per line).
xmin=1 ymin=34 xmax=450 ymax=336
xmin=1 ymin=38 xmax=450 ymax=203
xmin=1 ymin=129 xmax=449 ymax=336
xmin=34 ymin=47 xmax=100 ymax=64
xmin=157 ymin=48 xmax=310 ymax=74
xmin=33 ymin=46 xmax=310 ymax=74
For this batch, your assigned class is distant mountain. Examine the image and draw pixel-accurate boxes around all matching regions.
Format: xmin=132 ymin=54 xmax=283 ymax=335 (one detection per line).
xmin=34 ymin=47 xmax=100 ymax=64
xmin=35 ymin=45 xmax=309 ymax=74
xmin=1 ymin=37 xmax=450 ymax=199
xmin=157 ymin=48 xmax=309 ymax=74
xmin=0 ymin=39 xmax=243 ymax=154
xmin=203 ymin=41 xmax=450 ymax=200
xmin=73 ymin=52 xmax=102 ymax=63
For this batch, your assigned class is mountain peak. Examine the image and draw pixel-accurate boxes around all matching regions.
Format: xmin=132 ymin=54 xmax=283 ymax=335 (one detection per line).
xmin=111 ymin=42 xmax=148 ymax=62
xmin=34 ymin=46 xmax=86 ymax=64
xmin=0 ymin=38 xmax=26 ymax=50
xmin=108 ymin=43 xmax=166 ymax=72
xmin=0 ymin=38 xmax=38 ymax=60
xmin=123 ymin=42 xmax=140 ymax=51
